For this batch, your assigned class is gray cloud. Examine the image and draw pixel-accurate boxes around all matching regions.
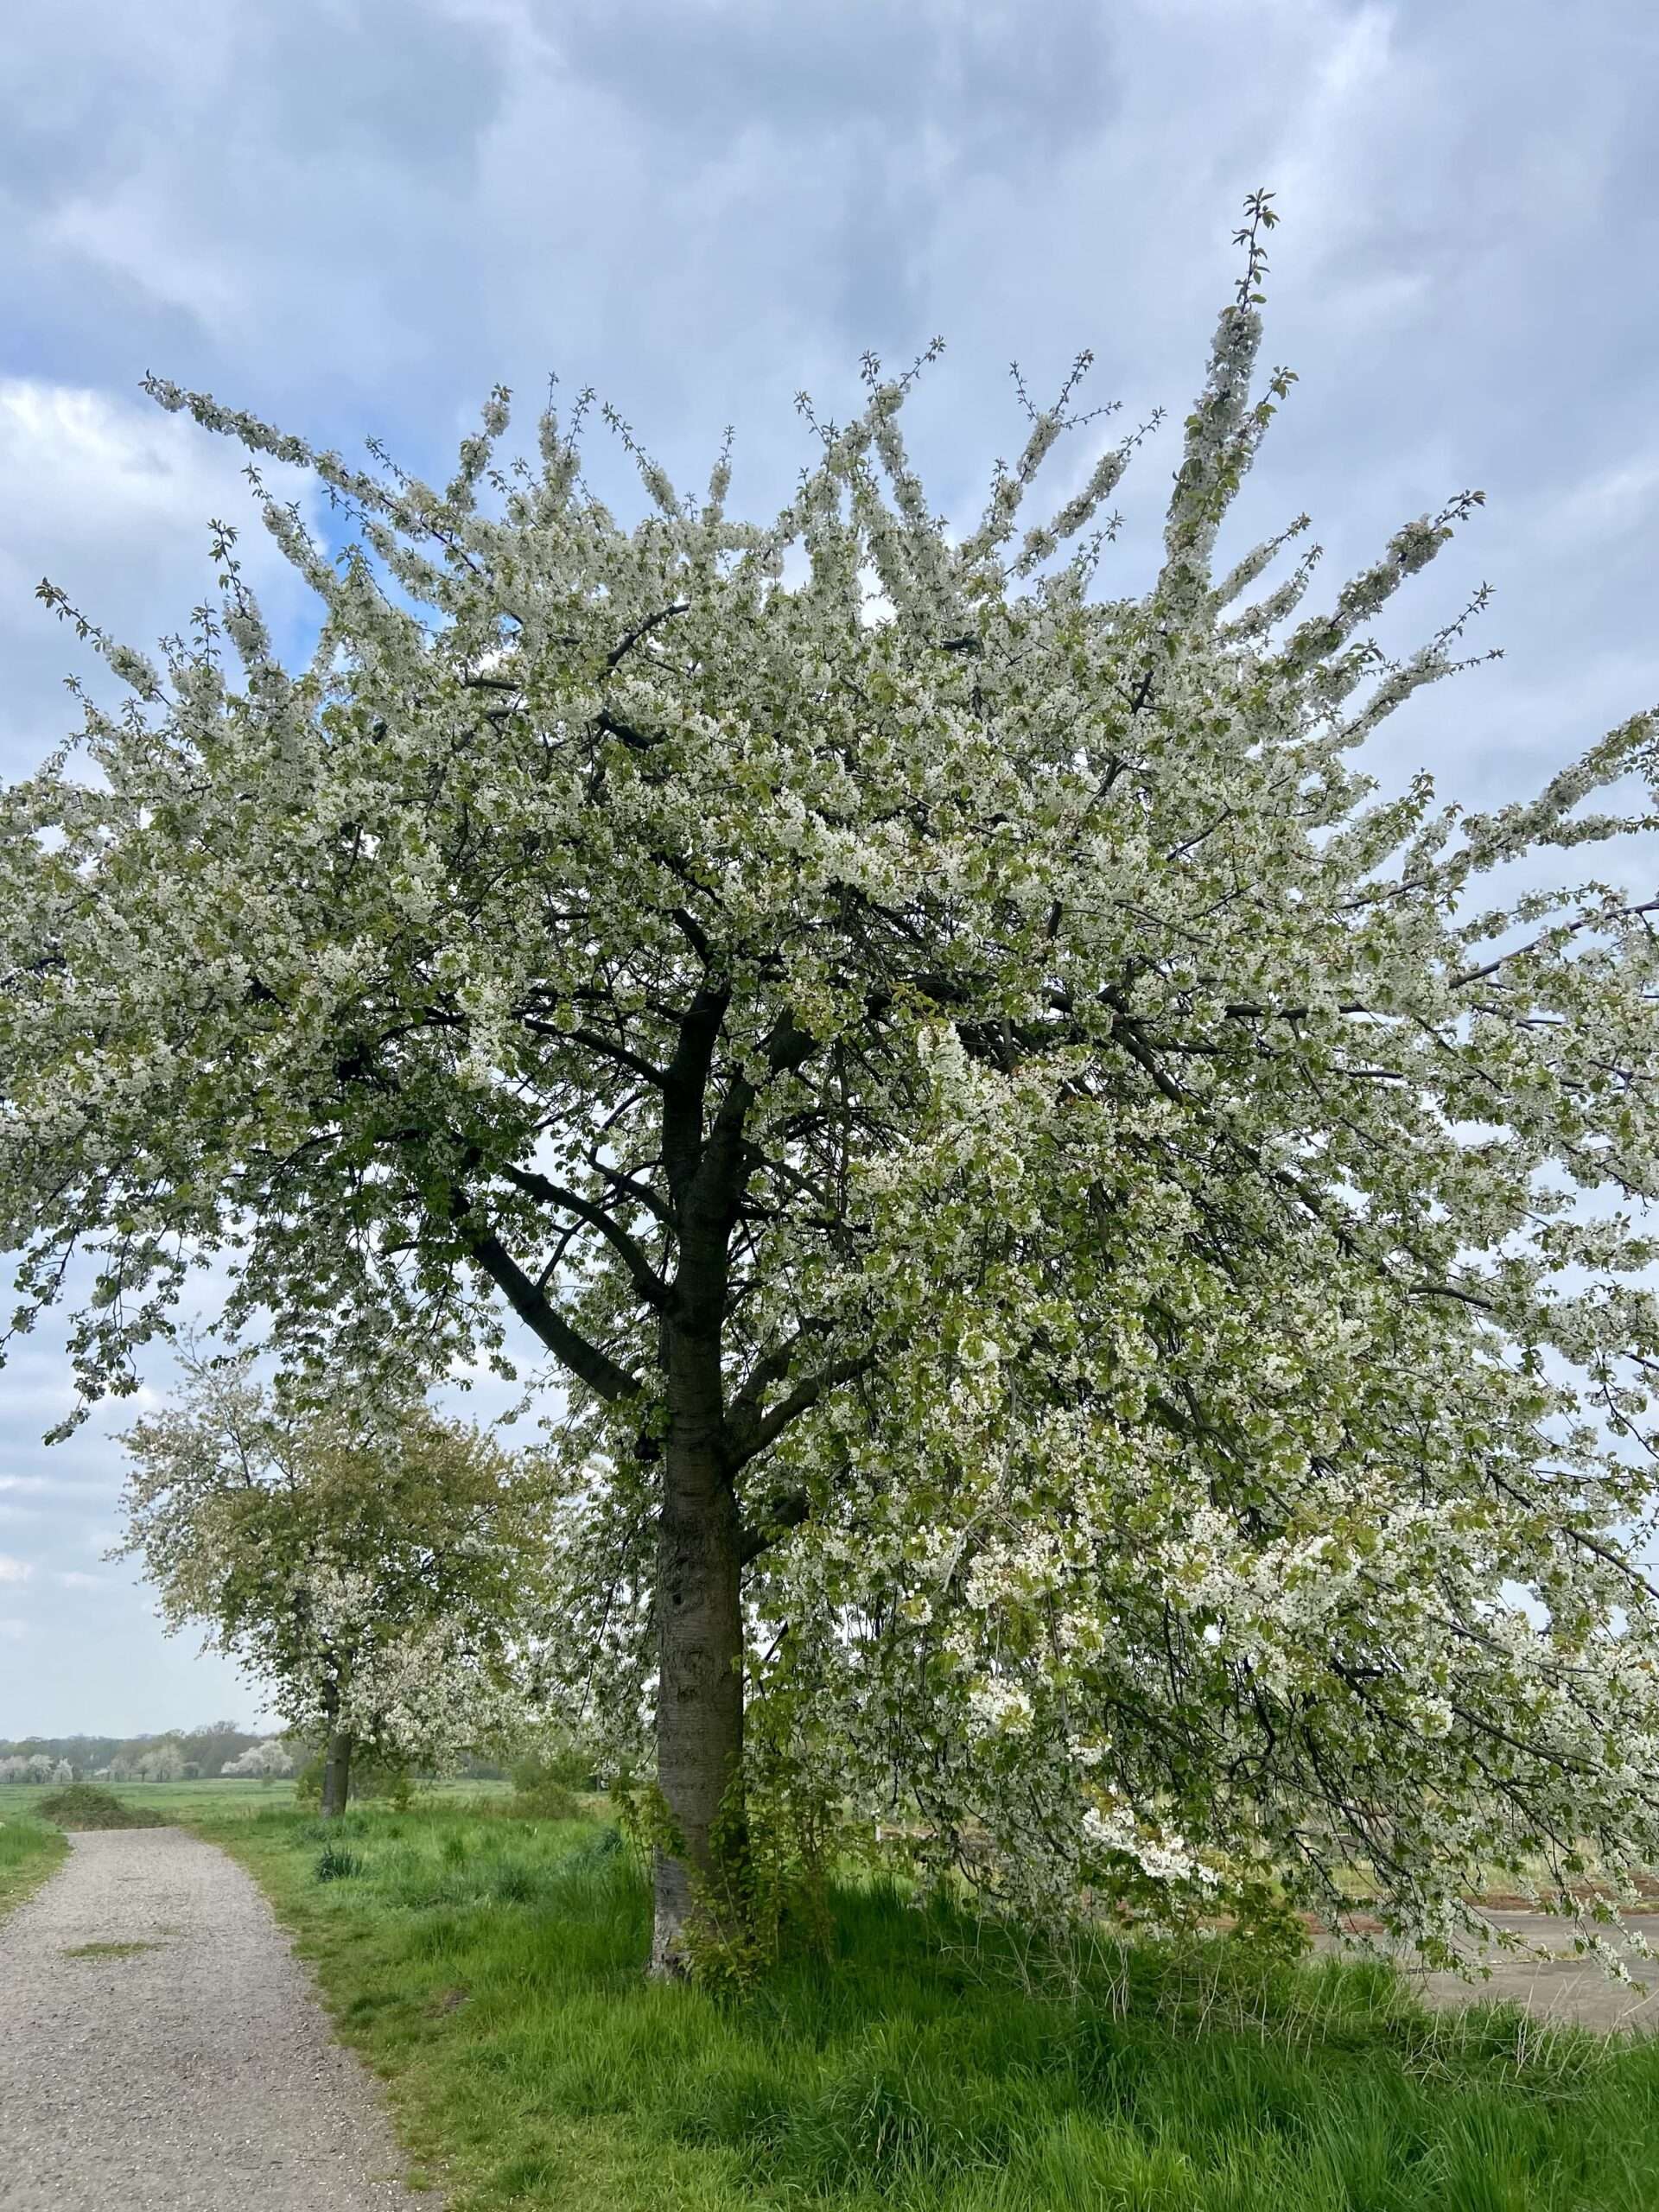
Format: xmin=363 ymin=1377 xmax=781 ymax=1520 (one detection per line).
xmin=545 ymin=0 xmax=1115 ymax=153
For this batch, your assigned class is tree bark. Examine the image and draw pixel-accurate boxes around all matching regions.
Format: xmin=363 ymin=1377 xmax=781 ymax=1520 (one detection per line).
xmin=651 ymin=1324 xmax=747 ymax=1977
xmin=321 ymin=1728 xmax=353 ymax=1820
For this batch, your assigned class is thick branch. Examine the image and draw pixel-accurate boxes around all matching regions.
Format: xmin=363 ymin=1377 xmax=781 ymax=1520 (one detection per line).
xmin=497 ymin=1164 xmax=670 ymax=1308
xmin=739 ymin=1351 xmax=874 ymax=1466
xmin=455 ymin=1199 xmax=639 ymax=1403
xmin=605 ymin=600 xmax=690 ymax=671
xmin=662 ymin=983 xmax=733 ymax=1202
xmin=594 ymin=705 xmax=662 ymax=753
xmin=728 ymin=1349 xmax=876 ymax=1483
xmin=739 ymin=1487 xmax=811 ymax=1567
xmin=731 ymin=1319 xmax=833 ymax=1421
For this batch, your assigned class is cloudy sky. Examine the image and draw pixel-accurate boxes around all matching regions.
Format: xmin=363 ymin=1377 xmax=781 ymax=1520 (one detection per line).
xmin=2 ymin=0 xmax=1656 ymax=1735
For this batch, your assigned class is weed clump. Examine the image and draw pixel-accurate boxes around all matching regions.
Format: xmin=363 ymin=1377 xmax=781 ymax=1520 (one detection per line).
xmin=35 ymin=1785 xmax=166 ymax=1831
xmin=508 ymin=1777 xmax=582 ymax=1821
xmin=315 ymin=1840 xmax=365 ymax=1882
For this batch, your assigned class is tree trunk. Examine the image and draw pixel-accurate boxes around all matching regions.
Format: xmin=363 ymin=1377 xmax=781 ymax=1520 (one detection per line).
xmin=321 ymin=1729 xmax=353 ymax=1819
xmin=651 ymin=1334 xmax=747 ymax=1977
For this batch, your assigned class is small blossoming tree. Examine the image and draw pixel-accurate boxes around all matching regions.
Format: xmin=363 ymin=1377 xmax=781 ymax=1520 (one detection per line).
xmin=114 ymin=1353 xmax=549 ymax=1814
xmin=134 ymin=1740 xmax=187 ymax=1783
xmin=219 ymin=1738 xmax=295 ymax=1781
xmin=0 ymin=1756 xmax=72 ymax=1784
xmin=5 ymin=198 xmax=1659 ymax=1967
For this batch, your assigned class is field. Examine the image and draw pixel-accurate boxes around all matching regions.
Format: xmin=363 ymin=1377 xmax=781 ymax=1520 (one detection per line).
xmin=10 ymin=1781 xmax=1659 ymax=2206
xmin=1 ymin=1774 xmax=508 ymax=1821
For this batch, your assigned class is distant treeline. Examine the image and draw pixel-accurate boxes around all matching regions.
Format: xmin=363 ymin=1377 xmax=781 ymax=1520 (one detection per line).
xmin=0 ymin=1721 xmax=507 ymax=1783
xmin=0 ymin=1721 xmax=265 ymax=1780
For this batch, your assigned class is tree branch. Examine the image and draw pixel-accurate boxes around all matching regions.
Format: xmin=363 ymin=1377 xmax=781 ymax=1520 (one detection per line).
xmin=728 ymin=1349 xmax=875 ymax=1473
xmin=594 ymin=705 xmax=662 ymax=753
xmin=739 ymin=1486 xmax=812 ymax=1567
xmin=605 ymin=600 xmax=690 ymax=671
xmin=731 ymin=1319 xmax=833 ymax=1421
xmin=1450 ymin=898 xmax=1659 ymax=988
xmin=517 ymin=1015 xmax=668 ymax=1090
xmin=453 ymin=1195 xmax=639 ymax=1402
xmin=662 ymin=983 xmax=733 ymax=1203
xmin=496 ymin=1164 xmax=671 ymax=1308
xmin=586 ymin=1153 xmax=675 ymax=1228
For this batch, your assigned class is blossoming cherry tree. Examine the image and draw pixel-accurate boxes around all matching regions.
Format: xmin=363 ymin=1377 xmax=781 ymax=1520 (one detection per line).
xmin=6 ymin=199 xmax=1659 ymax=1970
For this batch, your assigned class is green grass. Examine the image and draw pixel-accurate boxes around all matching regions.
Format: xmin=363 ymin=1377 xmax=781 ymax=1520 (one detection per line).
xmin=60 ymin=1939 xmax=163 ymax=1960
xmin=5 ymin=1773 xmax=504 ymax=1825
xmin=5 ymin=1774 xmax=299 ymax=1821
xmin=0 ymin=1811 xmax=68 ymax=1922
xmin=174 ymin=1796 xmax=1659 ymax=2212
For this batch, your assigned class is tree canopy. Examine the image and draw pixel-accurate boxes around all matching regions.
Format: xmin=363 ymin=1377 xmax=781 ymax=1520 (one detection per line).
xmin=116 ymin=1353 xmax=548 ymax=1812
xmin=5 ymin=197 xmax=1659 ymax=1966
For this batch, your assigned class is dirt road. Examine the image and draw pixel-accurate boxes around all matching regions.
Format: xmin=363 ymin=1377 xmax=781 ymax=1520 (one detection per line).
xmin=0 ymin=1826 xmax=429 ymax=2210
xmin=1328 ymin=1910 xmax=1659 ymax=2033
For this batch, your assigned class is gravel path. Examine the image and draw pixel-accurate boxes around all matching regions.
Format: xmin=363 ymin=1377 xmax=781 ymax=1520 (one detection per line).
xmin=1411 ymin=1912 xmax=1659 ymax=2032
xmin=0 ymin=1827 xmax=430 ymax=2210
xmin=1322 ymin=1911 xmax=1659 ymax=2033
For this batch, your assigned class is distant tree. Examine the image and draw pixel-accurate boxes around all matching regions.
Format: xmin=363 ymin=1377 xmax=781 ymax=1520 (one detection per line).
xmin=1 ymin=1734 xmax=126 ymax=1775
xmin=1 ymin=1753 xmax=65 ymax=1784
xmin=181 ymin=1719 xmax=262 ymax=1777
xmin=219 ymin=1738 xmax=295 ymax=1781
xmin=115 ymin=1351 xmax=550 ymax=1815
xmin=134 ymin=1740 xmax=187 ymax=1783
xmin=0 ymin=1752 xmax=73 ymax=1783
xmin=6 ymin=194 xmax=1659 ymax=1970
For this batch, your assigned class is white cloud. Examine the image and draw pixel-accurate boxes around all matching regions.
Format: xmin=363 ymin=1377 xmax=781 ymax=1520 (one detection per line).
xmin=0 ymin=377 xmax=319 ymax=770
xmin=42 ymin=189 xmax=250 ymax=336
xmin=56 ymin=1571 xmax=104 ymax=1591
xmin=0 ymin=1554 xmax=35 ymax=1585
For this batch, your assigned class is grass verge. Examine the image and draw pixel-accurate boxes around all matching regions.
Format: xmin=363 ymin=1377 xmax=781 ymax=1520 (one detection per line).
xmin=180 ymin=1796 xmax=1659 ymax=2212
xmin=0 ymin=1812 xmax=68 ymax=1922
